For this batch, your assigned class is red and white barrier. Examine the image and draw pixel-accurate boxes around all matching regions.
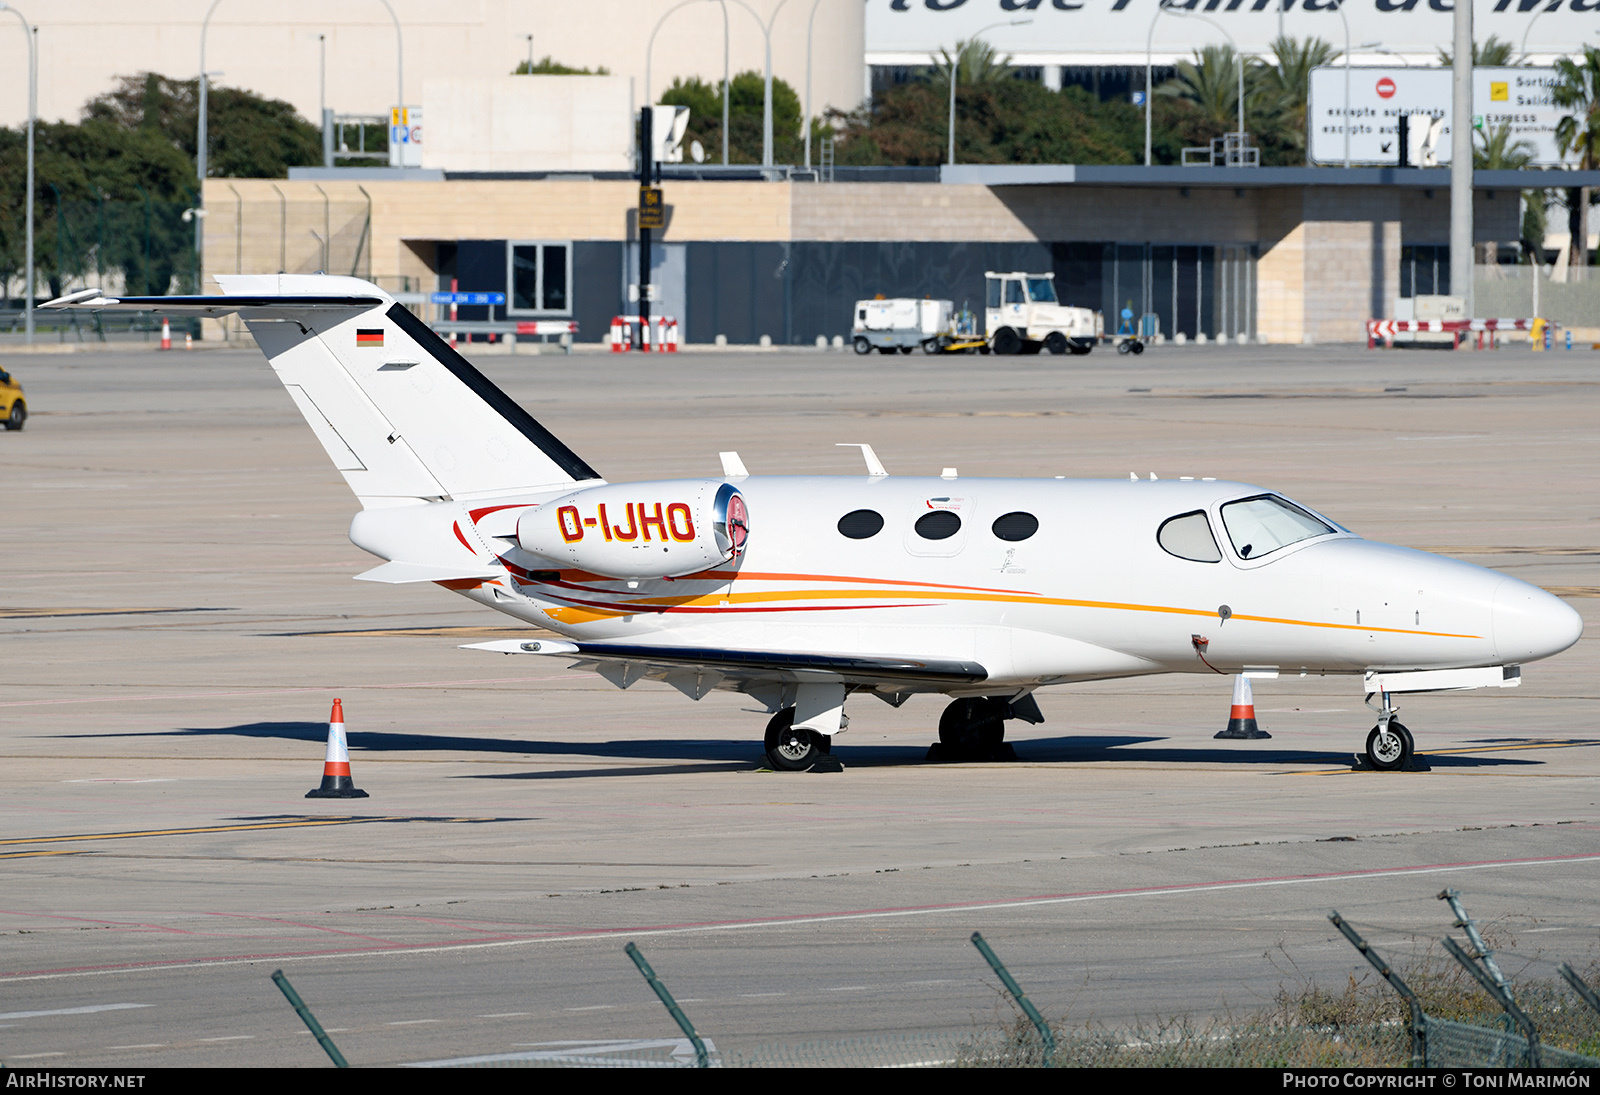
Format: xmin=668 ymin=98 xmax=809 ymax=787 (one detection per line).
xmin=515 ymin=320 xmax=579 ymax=337
xmin=1367 ymin=317 xmax=1540 ymax=349
xmin=609 ymin=315 xmax=680 ymax=352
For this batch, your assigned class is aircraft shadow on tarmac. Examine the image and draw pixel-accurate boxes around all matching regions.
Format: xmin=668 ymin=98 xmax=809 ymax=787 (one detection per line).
xmin=66 ymin=722 xmax=1552 ymax=777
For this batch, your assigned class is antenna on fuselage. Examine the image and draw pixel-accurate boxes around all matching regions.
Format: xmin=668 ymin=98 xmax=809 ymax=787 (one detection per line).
xmin=836 ymin=443 xmax=888 ymax=476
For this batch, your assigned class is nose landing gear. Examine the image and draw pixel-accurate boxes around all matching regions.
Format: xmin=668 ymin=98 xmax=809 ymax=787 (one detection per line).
xmin=1361 ymin=691 xmax=1416 ymax=771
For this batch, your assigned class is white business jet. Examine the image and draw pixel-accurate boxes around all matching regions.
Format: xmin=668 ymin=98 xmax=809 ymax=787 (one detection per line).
xmin=47 ymin=276 xmax=1583 ymax=772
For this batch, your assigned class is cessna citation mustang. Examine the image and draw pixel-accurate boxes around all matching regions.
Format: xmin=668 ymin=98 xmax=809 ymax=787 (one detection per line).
xmin=47 ymin=276 xmax=1583 ymax=772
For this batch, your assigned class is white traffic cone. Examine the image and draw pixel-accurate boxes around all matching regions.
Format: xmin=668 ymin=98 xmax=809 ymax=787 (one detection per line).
xmin=305 ymin=698 xmax=369 ymax=798
xmin=1214 ymin=674 xmax=1270 ymax=739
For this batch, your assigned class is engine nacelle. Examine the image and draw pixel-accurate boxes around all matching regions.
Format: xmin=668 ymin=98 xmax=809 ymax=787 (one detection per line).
xmin=516 ymin=480 xmax=749 ymax=579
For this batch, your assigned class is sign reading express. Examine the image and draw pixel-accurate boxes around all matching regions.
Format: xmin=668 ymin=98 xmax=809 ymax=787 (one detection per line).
xmin=1307 ymin=67 xmax=1562 ymax=166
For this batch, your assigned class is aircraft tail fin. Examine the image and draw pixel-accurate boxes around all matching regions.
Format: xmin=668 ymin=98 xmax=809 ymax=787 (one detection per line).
xmin=45 ymin=275 xmax=603 ymax=507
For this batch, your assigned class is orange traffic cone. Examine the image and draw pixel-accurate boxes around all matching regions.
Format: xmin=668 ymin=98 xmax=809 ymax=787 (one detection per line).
xmin=160 ymin=317 xmax=171 ymax=351
xmin=305 ymin=698 xmax=368 ymax=798
xmin=1215 ymin=674 xmax=1270 ymax=739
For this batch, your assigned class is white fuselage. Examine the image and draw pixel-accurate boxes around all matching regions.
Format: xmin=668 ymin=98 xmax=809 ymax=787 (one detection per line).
xmin=350 ymin=475 xmax=1581 ymax=692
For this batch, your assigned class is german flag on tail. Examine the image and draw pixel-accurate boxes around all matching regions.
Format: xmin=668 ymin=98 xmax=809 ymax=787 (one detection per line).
xmin=356 ymin=328 xmax=384 ymax=348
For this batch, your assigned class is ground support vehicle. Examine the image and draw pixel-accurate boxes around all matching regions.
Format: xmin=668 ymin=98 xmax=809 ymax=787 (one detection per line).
xmin=852 ymin=298 xmax=954 ymax=355
xmin=0 ymin=369 xmax=25 ymax=430
xmin=985 ymin=272 xmax=1099 ymax=356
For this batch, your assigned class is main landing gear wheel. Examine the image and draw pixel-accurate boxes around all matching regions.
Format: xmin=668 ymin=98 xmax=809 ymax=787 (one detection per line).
xmin=764 ymin=707 xmax=830 ymax=771
xmin=1364 ymin=721 xmax=1414 ymax=771
xmin=934 ymin=697 xmax=1016 ymax=761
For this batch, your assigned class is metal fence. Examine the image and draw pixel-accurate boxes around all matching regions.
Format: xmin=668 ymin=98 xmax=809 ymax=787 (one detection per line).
xmin=265 ymin=891 xmax=1600 ymax=1070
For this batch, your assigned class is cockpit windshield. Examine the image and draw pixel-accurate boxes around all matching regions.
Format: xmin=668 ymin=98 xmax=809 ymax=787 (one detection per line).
xmin=1026 ymin=278 xmax=1057 ymax=303
xmin=1220 ymin=495 xmax=1336 ymax=560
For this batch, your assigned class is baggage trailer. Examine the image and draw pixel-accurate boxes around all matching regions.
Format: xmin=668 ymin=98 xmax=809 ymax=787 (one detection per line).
xmin=853 ymin=297 xmax=954 ymax=355
xmin=984 ymin=271 xmax=1099 ymax=355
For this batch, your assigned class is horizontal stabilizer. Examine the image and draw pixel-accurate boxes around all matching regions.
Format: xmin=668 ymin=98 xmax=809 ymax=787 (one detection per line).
xmin=355 ymin=561 xmax=503 ymax=584
xmin=41 ymin=292 xmax=383 ymax=315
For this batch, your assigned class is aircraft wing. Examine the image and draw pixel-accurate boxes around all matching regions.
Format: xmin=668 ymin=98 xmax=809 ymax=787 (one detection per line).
xmin=463 ymin=638 xmax=988 ymax=691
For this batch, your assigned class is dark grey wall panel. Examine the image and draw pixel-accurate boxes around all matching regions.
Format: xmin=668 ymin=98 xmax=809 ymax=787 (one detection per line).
xmin=573 ymin=241 xmax=623 ymax=343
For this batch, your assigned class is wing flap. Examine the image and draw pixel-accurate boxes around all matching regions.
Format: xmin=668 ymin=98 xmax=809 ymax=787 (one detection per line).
xmin=461 ymin=639 xmax=988 ymax=688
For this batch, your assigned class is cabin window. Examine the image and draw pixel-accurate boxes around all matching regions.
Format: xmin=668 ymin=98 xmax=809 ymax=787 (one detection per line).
xmin=914 ymin=510 xmax=962 ymax=540
xmin=1004 ymin=279 xmax=1026 ymax=305
xmin=1220 ymin=495 xmax=1334 ymax=560
xmin=838 ymin=509 xmax=885 ymax=539
xmin=1026 ymin=278 xmax=1057 ymax=303
xmin=991 ymin=511 xmax=1039 ymax=542
xmin=1157 ymin=511 xmax=1222 ymax=563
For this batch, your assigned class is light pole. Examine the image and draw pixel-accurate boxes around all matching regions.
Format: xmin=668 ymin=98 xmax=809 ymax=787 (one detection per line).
xmin=803 ymin=0 xmax=823 ymax=170
xmin=645 ymin=0 xmax=709 ymax=113
xmin=719 ymin=0 xmax=729 ymax=165
xmin=948 ymin=19 xmax=1031 ymax=167
xmin=1450 ymin=0 xmax=1472 ymax=314
xmin=375 ymin=0 xmax=402 ymax=110
xmin=0 ymin=3 xmax=33 ymax=343
xmin=525 ymin=34 xmax=533 ymax=73
xmin=198 ymin=0 xmax=225 ymax=274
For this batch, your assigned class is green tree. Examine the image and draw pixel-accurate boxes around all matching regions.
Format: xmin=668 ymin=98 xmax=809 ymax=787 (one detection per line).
xmin=513 ymin=55 xmax=610 ymax=75
xmin=84 ymin=72 xmax=322 ymax=179
xmin=660 ymin=71 xmax=805 ymax=164
xmin=1553 ymin=46 xmax=1600 ymax=266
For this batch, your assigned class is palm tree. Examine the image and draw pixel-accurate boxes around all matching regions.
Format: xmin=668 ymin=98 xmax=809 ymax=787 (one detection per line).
xmin=1437 ymin=35 xmax=1519 ymax=68
xmin=1160 ymin=44 xmax=1249 ymax=136
xmin=1255 ymin=36 xmax=1340 ymax=165
xmin=1553 ymin=46 xmax=1600 ymax=267
xmin=1474 ymin=123 xmax=1538 ymax=262
xmin=928 ymin=38 xmax=1013 ymax=102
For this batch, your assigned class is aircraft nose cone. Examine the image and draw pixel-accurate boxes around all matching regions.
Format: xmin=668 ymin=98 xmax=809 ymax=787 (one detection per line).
xmin=1493 ymin=578 xmax=1583 ymax=663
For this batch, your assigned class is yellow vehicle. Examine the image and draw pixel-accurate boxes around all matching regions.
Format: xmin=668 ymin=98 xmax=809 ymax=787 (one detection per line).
xmin=1 ymin=368 xmax=26 ymax=430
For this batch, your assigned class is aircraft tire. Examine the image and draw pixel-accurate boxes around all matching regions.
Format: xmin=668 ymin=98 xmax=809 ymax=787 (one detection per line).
xmin=938 ymin=697 xmax=1007 ymax=755
xmin=1364 ymin=721 xmax=1413 ymax=771
xmin=764 ymin=707 xmax=821 ymax=771
xmin=853 ymin=337 xmax=872 ymax=355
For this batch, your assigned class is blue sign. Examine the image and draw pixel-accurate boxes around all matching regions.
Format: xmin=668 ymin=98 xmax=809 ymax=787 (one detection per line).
xmin=431 ymin=292 xmax=506 ymax=306
xmin=1130 ymin=91 xmax=1146 ymax=107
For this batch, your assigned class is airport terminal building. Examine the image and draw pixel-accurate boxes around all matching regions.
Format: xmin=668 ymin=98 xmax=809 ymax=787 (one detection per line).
xmin=205 ymin=166 xmax=1532 ymax=346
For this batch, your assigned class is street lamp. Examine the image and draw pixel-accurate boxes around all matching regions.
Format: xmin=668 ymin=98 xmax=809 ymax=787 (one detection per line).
xmin=948 ymin=19 xmax=1032 ymax=167
xmin=803 ymin=0 xmax=823 ymax=171
xmin=1146 ymin=5 xmax=1243 ymax=166
xmin=644 ymin=1 xmax=735 ymax=168
xmin=0 ymin=2 xmax=33 ymax=343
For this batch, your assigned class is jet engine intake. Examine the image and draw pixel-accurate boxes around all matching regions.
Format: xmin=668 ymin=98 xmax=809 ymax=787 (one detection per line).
xmin=517 ymin=480 xmax=748 ymax=579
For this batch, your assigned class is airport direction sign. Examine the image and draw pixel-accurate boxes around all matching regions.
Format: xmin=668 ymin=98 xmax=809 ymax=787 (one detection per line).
xmin=1309 ymin=67 xmax=1562 ymax=167
xmin=431 ymin=292 xmax=506 ymax=306
xmin=639 ymin=186 xmax=665 ymax=230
